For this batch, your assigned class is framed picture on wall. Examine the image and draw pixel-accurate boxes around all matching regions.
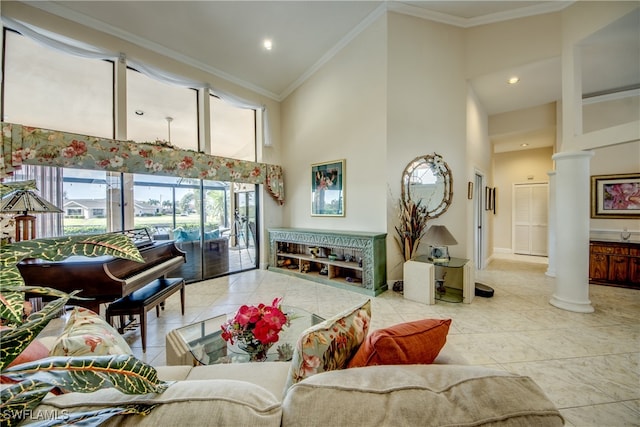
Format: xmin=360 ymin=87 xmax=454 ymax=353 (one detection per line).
xmin=485 ymin=186 xmax=492 ymax=211
xmin=591 ymin=173 xmax=640 ymax=218
xmin=492 ymin=187 xmax=497 ymax=214
xmin=311 ymin=159 xmax=345 ymax=216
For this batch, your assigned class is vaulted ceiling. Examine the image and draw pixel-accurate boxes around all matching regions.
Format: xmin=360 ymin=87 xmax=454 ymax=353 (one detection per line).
xmin=16 ymin=1 xmax=640 ymax=151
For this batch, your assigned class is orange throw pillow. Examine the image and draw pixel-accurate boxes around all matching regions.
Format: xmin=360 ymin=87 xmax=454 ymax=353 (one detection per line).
xmin=347 ymin=318 xmax=451 ymax=368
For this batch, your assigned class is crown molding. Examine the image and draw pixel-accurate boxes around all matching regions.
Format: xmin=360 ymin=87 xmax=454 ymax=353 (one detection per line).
xmin=582 ymin=85 xmax=640 ymax=105
xmin=23 ymin=1 xmax=388 ymax=102
xmin=388 ymin=1 xmax=575 ymax=28
xmin=467 ymin=1 xmax=575 ymax=27
xmin=279 ymin=3 xmax=388 ymax=100
xmin=387 ymin=2 xmax=467 ymax=27
xmin=15 ymin=0 xmax=577 ymax=103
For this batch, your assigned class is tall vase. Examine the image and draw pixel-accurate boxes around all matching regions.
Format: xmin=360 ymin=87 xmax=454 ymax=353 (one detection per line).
xmin=237 ymin=338 xmax=273 ymax=362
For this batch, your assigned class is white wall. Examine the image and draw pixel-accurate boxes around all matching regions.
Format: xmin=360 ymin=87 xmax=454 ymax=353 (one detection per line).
xmin=589 ymin=141 xmax=640 ymax=242
xmin=385 ymin=13 xmax=467 ymax=280
xmin=466 ymin=12 xmax=562 ymax=79
xmin=466 ymin=87 xmax=492 ymax=265
xmin=280 ymin=15 xmax=388 ymax=232
xmin=560 ymin=2 xmax=640 ymax=152
xmin=281 ymin=12 xmax=470 ymax=283
xmin=554 ymin=2 xmax=640 ymax=260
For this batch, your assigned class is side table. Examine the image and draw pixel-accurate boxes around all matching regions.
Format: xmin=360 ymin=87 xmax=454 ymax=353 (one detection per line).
xmin=403 ymin=256 xmax=474 ymax=304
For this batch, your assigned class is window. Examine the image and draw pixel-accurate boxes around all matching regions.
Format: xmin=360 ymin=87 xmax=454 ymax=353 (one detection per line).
xmin=62 ymin=168 xmax=121 ymax=235
xmin=127 ymin=68 xmax=198 ymax=151
xmin=3 ymin=30 xmax=113 ymax=137
xmin=66 ymin=208 xmax=82 ymax=217
xmin=2 ymin=27 xmax=259 ymax=278
xmin=210 ymin=95 xmax=256 ymax=161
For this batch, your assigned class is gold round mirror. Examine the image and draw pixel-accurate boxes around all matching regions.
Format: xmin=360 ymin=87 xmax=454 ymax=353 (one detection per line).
xmin=401 ymin=153 xmax=452 ymax=218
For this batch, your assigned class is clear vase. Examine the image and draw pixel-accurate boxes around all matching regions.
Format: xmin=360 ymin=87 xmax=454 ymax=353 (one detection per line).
xmin=237 ymin=338 xmax=273 ymax=362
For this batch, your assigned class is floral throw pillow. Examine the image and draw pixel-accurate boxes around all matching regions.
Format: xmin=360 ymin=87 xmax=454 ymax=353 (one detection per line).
xmin=285 ymin=300 xmax=371 ymax=391
xmin=50 ymin=307 xmax=132 ymax=357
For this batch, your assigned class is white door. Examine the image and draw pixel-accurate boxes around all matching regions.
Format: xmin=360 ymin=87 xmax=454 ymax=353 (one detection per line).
xmin=513 ymin=183 xmax=548 ymax=256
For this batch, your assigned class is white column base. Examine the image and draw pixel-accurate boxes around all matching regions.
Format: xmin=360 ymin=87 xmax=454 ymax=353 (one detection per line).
xmin=550 ymin=294 xmax=595 ymax=313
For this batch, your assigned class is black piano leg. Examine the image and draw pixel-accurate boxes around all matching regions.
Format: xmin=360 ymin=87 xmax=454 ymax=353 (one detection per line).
xmin=118 ymin=315 xmax=126 ymax=333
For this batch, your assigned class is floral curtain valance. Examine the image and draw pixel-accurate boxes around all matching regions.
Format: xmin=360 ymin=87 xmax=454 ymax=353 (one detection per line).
xmin=0 ymin=123 xmax=284 ymax=204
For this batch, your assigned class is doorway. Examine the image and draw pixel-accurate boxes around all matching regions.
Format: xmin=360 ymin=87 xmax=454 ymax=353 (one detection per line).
xmin=474 ymin=172 xmax=487 ymax=269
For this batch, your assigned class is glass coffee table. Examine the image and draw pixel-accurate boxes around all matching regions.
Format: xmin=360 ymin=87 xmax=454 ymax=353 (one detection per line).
xmin=166 ymin=306 xmax=323 ymax=365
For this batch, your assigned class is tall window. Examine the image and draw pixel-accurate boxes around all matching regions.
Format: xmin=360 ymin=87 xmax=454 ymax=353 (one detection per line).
xmin=2 ymin=28 xmax=259 ymax=278
xmin=3 ymin=30 xmax=114 ymax=238
xmin=127 ymin=69 xmax=198 ymax=150
xmin=210 ymin=95 xmax=256 ymax=161
xmin=3 ymin=30 xmax=113 ymax=136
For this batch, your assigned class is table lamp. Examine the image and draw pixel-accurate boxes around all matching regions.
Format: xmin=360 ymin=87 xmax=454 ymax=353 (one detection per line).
xmin=424 ymin=225 xmax=458 ymax=263
xmin=0 ymin=189 xmax=63 ymax=242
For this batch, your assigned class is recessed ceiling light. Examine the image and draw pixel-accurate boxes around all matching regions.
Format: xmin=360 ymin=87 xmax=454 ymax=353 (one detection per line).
xmin=135 ymin=110 xmax=144 ymax=116
xmin=521 ymin=143 xmax=529 ymax=147
xmin=263 ymin=39 xmax=273 ymax=51
xmin=508 ymin=77 xmax=520 ymax=85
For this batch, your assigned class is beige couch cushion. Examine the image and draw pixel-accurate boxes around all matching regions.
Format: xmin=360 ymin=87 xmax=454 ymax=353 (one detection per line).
xmin=433 ymin=342 xmax=468 ymax=364
xmin=31 ymin=379 xmax=281 ymax=427
xmin=282 ymin=364 xmax=564 ymax=427
xmin=185 ymin=361 xmax=292 ymax=400
xmin=155 ymin=365 xmax=194 ymax=381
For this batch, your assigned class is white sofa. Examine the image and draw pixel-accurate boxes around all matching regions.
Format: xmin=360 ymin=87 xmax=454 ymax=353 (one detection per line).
xmin=28 ymin=317 xmax=564 ymax=427
xmin=29 ymin=360 xmax=564 ymax=426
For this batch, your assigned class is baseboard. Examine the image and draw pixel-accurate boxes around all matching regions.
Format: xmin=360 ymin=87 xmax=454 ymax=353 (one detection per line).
xmin=493 ymin=247 xmax=512 ymax=254
xmin=491 ymin=249 xmax=548 ymax=265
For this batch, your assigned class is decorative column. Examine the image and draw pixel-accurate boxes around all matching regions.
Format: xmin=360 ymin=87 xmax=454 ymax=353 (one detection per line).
xmin=546 ymin=171 xmax=556 ymax=277
xmin=550 ymin=151 xmax=594 ymax=313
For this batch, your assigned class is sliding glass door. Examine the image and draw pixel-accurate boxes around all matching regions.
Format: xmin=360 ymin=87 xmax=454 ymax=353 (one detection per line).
xmin=131 ymin=174 xmax=257 ymax=282
xmin=52 ymin=168 xmax=259 ymax=282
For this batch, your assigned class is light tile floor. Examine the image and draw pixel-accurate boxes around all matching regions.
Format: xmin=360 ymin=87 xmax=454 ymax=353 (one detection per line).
xmin=125 ymin=259 xmax=640 ymax=427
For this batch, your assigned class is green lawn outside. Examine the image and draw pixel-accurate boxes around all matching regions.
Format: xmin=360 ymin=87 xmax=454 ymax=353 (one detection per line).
xmin=63 ymin=215 xmax=218 ymax=235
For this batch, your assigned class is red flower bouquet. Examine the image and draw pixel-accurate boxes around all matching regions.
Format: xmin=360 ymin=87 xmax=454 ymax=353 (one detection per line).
xmin=220 ymin=298 xmax=289 ymax=361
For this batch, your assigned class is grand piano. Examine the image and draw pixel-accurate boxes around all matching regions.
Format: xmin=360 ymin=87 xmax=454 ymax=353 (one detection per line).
xmin=17 ymin=228 xmax=186 ymax=313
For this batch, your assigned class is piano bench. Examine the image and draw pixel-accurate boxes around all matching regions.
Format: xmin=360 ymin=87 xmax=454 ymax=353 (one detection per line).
xmin=105 ymin=277 xmax=185 ymax=352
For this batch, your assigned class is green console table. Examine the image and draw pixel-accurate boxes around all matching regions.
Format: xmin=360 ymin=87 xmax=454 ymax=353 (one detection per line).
xmin=268 ymin=228 xmax=387 ymax=296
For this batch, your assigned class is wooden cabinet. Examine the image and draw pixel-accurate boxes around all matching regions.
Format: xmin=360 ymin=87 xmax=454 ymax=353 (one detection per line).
xmin=629 ymin=248 xmax=640 ymax=283
xmin=268 ymin=228 xmax=387 ymax=296
xmin=589 ymin=240 xmax=640 ymax=289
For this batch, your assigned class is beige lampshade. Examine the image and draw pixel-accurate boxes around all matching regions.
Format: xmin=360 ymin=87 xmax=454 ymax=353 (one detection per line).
xmin=424 ymin=225 xmax=458 ymax=246
xmin=0 ymin=190 xmax=62 ymax=241
xmin=0 ymin=190 xmax=63 ymax=214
